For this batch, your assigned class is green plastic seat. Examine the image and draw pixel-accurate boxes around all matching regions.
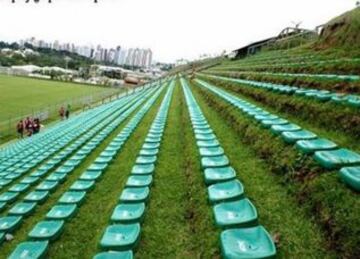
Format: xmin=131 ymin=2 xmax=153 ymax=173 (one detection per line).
xmin=88 ymin=163 xmax=108 ymax=172
xmin=197 ymin=140 xmax=220 ymax=148
xmin=111 ymin=203 xmax=146 ymax=223
xmin=0 ymin=216 xmax=22 ymax=232
xmin=213 ymin=199 xmax=258 ymax=228
xmin=193 ymin=124 xmax=210 ymax=130
xmin=9 ymin=183 xmax=30 ymax=193
xmin=9 ymin=202 xmax=37 ymax=217
xmin=119 ymin=187 xmax=150 ymax=203
xmin=195 ymin=134 xmax=216 ymax=141
xmin=131 ymin=164 xmax=155 ymax=175
xmin=0 ymin=178 xmax=12 ymax=186
xmin=254 ymin=114 xmax=279 ymax=122
xmin=142 ymin=143 xmax=160 ymax=149
xmin=314 ymin=149 xmax=360 ymax=169
xmin=9 ymin=241 xmax=49 ymax=259
xmin=94 ymin=251 xmax=134 ymax=259
xmin=58 ymin=191 xmax=86 ymax=204
xmin=35 ymin=181 xmax=59 ymax=192
xmin=281 ymin=130 xmax=317 ymax=144
xmin=38 ymin=164 xmax=55 ymax=172
xmin=100 ymin=224 xmax=141 ymax=251
xmin=30 ymin=169 xmax=48 ymax=177
xmin=63 ymin=159 xmax=82 ymax=167
xmin=194 ymin=128 xmax=213 ymax=135
xmin=70 ymin=180 xmax=95 ymax=191
xmin=147 ymin=132 xmax=162 ymax=138
xmin=24 ymin=191 xmax=49 ymax=204
xmin=46 ymin=172 xmax=67 ymax=183
xmin=145 ymin=136 xmax=162 ymax=143
xmin=20 ymin=176 xmax=40 ymax=185
xmin=193 ymin=121 xmax=208 ymax=127
xmin=201 ymin=155 xmax=229 ymax=169
xmin=220 ymin=226 xmax=276 ymax=259
xmin=100 ymin=150 xmax=117 ymax=158
xmin=204 ymin=167 xmax=237 ymax=185
xmin=208 ymin=180 xmax=244 ymax=204
xmin=0 ymin=191 xmax=19 ymax=203
xmin=55 ymin=166 xmax=75 ymax=174
xmin=95 ymin=157 xmax=112 ymax=164
xmin=105 ymin=146 xmax=120 ymax=152
xmin=139 ymin=149 xmax=159 ymax=156
xmin=199 ymin=147 xmax=224 ymax=157
xmin=296 ymin=138 xmax=338 ymax=154
xmin=46 ymin=204 xmax=77 ymax=220
xmin=80 ymin=170 xmax=102 ymax=181
xmin=136 ymin=156 xmax=157 ymax=165
xmin=339 ymin=166 xmax=360 ymax=192
xmin=5 ymin=173 xmax=22 ymax=180
xmin=46 ymin=158 xmax=62 ymax=166
xmin=149 ymin=129 xmax=162 ymax=135
xmin=260 ymin=118 xmax=288 ymax=128
xmin=126 ymin=175 xmax=153 ymax=188
xmin=270 ymin=124 xmax=301 ymax=135
xmin=29 ymin=220 xmax=64 ymax=241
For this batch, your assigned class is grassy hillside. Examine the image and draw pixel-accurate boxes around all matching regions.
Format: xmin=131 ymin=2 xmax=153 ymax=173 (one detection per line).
xmin=317 ymin=7 xmax=360 ymax=49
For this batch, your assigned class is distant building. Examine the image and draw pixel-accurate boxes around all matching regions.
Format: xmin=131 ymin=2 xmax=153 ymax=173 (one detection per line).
xmin=18 ymin=37 xmax=153 ymax=68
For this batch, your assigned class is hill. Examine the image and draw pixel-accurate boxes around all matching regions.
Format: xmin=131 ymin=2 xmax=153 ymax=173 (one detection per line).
xmin=316 ymin=7 xmax=360 ymax=49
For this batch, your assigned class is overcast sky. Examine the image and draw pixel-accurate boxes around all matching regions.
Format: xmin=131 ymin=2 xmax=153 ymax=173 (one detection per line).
xmin=0 ymin=0 xmax=356 ymax=62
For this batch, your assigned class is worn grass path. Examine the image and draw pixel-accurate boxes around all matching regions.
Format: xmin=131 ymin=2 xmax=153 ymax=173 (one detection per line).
xmin=190 ymin=82 xmax=337 ymax=259
xmin=136 ymin=81 xmax=220 ymax=258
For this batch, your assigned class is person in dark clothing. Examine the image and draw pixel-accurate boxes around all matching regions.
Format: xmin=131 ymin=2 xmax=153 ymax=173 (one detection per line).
xmin=24 ymin=117 xmax=31 ymax=131
xmin=33 ymin=118 xmax=40 ymax=134
xmin=24 ymin=117 xmax=33 ymax=137
xmin=65 ymin=104 xmax=70 ymax=119
xmin=16 ymin=120 xmax=24 ymax=138
xmin=59 ymin=106 xmax=65 ymax=120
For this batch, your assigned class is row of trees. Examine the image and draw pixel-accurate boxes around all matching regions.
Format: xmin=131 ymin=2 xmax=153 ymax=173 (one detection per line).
xmin=0 ymin=41 xmax=93 ymax=70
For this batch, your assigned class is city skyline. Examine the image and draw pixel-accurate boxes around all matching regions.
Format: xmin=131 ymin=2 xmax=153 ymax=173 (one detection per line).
xmin=16 ymin=37 xmax=153 ymax=68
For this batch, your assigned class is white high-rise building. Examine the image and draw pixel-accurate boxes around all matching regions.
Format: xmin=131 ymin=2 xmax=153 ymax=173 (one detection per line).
xmin=118 ymin=48 xmax=127 ymax=65
xmin=125 ymin=48 xmax=134 ymax=66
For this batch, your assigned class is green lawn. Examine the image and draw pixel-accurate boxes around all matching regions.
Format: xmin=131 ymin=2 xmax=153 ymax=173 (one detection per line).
xmin=0 ymin=75 xmax=121 ymax=142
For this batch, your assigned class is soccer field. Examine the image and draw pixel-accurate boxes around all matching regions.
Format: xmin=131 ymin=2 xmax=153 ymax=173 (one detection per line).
xmin=0 ymin=75 xmax=121 ymax=142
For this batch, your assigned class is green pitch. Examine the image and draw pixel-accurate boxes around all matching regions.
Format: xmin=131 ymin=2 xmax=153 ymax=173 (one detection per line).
xmin=0 ymin=75 xmax=119 ymax=121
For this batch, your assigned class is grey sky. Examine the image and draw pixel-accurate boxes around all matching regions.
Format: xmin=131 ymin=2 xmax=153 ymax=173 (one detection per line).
xmin=0 ymin=0 xmax=356 ymax=62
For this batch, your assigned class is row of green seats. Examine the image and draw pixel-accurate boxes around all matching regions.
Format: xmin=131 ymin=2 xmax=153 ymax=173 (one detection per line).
xmin=0 ymin=89 xmax=146 ymax=200
xmin=0 ymin=89 xmax=152 ymax=236
xmin=195 ymin=78 xmax=360 ymax=192
xmin=0 ymin=101 xmax=105 ymax=160
xmin=200 ymin=74 xmax=360 ymax=108
xmin=216 ymin=57 xmax=360 ymax=72
xmin=0 ymin=95 xmax=132 ymax=182
xmin=94 ymin=81 xmax=174 ymax=259
xmin=7 ymin=84 xmax=165 ymax=259
xmin=0 ymin=86 xmax=139 ymax=164
xmin=226 ymin=52 xmax=321 ymax=67
xmin=0 ymin=95 xmax=135 ymax=186
xmin=181 ymin=77 xmax=276 ymax=259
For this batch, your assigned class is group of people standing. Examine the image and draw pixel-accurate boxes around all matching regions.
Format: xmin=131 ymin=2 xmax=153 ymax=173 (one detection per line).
xmin=15 ymin=104 xmax=71 ymax=139
xmin=16 ymin=117 xmax=41 ymax=138
xmin=59 ymin=104 xmax=71 ymax=120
